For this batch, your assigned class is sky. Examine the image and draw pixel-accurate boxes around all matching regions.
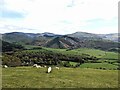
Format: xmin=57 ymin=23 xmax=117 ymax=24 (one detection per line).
xmin=0 ymin=0 xmax=119 ymax=34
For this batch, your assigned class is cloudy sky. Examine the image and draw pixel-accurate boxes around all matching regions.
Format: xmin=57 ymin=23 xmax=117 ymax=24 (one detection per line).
xmin=0 ymin=0 xmax=119 ymax=34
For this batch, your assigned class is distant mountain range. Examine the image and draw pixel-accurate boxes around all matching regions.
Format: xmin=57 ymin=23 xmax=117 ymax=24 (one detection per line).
xmin=98 ymin=33 xmax=119 ymax=42
xmin=1 ymin=32 xmax=119 ymax=51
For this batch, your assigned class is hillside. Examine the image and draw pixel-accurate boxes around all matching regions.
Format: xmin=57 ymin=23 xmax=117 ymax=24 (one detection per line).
xmin=68 ymin=32 xmax=120 ymax=42
xmin=45 ymin=35 xmax=118 ymax=51
xmin=45 ymin=35 xmax=80 ymax=49
xmin=1 ymin=40 xmax=24 ymax=52
xmin=2 ymin=32 xmax=60 ymax=45
xmin=98 ymin=33 xmax=119 ymax=42
xmin=2 ymin=32 xmax=34 ymax=44
xmin=1 ymin=32 xmax=119 ymax=51
xmin=67 ymin=32 xmax=102 ymax=40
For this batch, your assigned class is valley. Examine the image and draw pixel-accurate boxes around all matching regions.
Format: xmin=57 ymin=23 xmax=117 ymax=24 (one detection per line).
xmin=1 ymin=31 xmax=119 ymax=88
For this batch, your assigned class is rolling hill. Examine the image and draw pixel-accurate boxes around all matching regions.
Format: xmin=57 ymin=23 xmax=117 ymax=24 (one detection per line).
xmin=2 ymin=32 xmax=60 ymax=45
xmin=45 ymin=35 xmax=80 ymax=49
xmin=45 ymin=35 xmax=118 ymax=51
xmin=1 ymin=40 xmax=24 ymax=52
xmin=67 ymin=32 xmax=119 ymax=42
xmin=98 ymin=33 xmax=119 ymax=42
xmin=2 ymin=32 xmax=34 ymax=44
xmin=1 ymin=32 xmax=119 ymax=51
xmin=67 ymin=32 xmax=102 ymax=40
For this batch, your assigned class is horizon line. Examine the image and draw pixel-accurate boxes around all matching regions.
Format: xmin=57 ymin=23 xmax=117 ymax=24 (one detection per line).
xmin=0 ymin=31 xmax=119 ymax=35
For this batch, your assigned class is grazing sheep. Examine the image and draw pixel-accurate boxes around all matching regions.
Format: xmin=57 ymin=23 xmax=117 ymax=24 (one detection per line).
xmin=55 ymin=67 xmax=59 ymax=69
xmin=33 ymin=64 xmax=41 ymax=68
xmin=3 ymin=65 xmax=8 ymax=68
xmin=33 ymin=64 xmax=38 ymax=67
xmin=36 ymin=65 xmax=41 ymax=68
xmin=47 ymin=67 xmax=52 ymax=73
xmin=44 ymin=65 xmax=47 ymax=68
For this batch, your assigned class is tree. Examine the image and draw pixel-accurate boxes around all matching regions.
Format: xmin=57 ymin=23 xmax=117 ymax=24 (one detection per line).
xmin=2 ymin=54 xmax=22 ymax=67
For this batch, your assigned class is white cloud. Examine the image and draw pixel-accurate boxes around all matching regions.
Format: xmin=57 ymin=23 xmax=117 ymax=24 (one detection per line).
xmin=0 ymin=0 xmax=119 ymax=34
xmin=87 ymin=26 xmax=118 ymax=34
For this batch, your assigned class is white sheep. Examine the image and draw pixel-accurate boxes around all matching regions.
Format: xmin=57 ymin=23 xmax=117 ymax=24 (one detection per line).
xmin=47 ymin=67 xmax=52 ymax=73
xmin=36 ymin=65 xmax=41 ymax=68
xmin=3 ymin=65 xmax=8 ymax=68
xmin=33 ymin=64 xmax=41 ymax=68
xmin=33 ymin=64 xmax=37 ymax=67
xmin=55 ymin=67 xmax=59 ymax=69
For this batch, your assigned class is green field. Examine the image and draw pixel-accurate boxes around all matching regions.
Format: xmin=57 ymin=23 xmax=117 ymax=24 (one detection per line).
xmin=44 ymin=47 xmax=118 ymax=59
xmin=21 ymin=47 xmax=118 ymax=60
xmin=80 ymin=63 xmax=118 ymax=69
xmin=2 ymin=47 xmax=119 ymax=88
xmin=24 ymin=45 xmax=42 ymax=49
xmin=20 ymin=47 xmax=119 ymax=67
xmin=2 ymin=66 xmax=118 ymax=88
xmin=20 ymin=45 xmax=119 ymax=58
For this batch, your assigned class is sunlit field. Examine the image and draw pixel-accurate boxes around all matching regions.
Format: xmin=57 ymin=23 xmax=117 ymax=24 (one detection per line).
xmin=2 ymin=66 xmax=118 ymax=88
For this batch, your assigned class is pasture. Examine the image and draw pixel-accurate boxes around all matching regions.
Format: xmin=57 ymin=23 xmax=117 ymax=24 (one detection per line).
xmin=80 ymin=63 xmax=118 ymax=69
xmin=2 ymin=47 xmax=119 ymax=88
xmin=2 ymin=66 xmax=118 ymax=88
xmin=44 ymin=47 xmax=118 ymax=59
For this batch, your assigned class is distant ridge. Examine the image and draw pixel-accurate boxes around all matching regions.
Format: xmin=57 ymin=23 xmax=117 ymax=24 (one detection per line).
xmin=1 ymin=31 xmax=119 ymax=51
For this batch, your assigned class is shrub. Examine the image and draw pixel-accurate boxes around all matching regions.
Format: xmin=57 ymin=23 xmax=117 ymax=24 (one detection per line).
xmin=75 ymin=63 xmax=80 ymax=67
xmin=99 ymin=67 xmax=102 ymax=69
xmin=63 ymin=61 xmax=71 ymax=67
xmin=102 ymin=67 xmax=106 ymax=70
xmin=32 ymin=47 xmax=42 ymax=50
xmin=2 ymin=54 xmax=22 ymax=67
xmin=117 ymin=67 xmax=120 ymax=70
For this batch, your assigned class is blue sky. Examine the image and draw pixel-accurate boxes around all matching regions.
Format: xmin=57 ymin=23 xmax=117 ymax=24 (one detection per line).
xmin=0 ymin=0 xmax=119 ymax=34
xmin=1 ymin=9 xmax=24 ymax=18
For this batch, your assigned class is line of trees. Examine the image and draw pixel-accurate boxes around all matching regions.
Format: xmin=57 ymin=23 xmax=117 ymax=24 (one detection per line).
xmin=2 ymin=49 xmax=98 ymax=67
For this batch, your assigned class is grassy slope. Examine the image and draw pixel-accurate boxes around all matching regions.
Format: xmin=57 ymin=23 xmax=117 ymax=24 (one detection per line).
xmin=19 ymin=47 xmax=119 ymax=69
xmin=23 ymin=45 xmax=118 ymax=60
xmin=74 ymin=48 xmax=118 ymax=59
xmin=10 ymin=46 xmax=118 ymax=70
xmin=2 ymin=47 xmax=119 ymax=88
xmin=44 ymin=47 xmax=118 ymax=59
xmin=80 ymin=63 xmax=118 ymax=69
xmin=24 ymin=45 xmax=42 ymax=49
xmin=2 ymin=67 xmax=118 ymax=88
